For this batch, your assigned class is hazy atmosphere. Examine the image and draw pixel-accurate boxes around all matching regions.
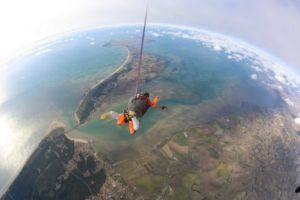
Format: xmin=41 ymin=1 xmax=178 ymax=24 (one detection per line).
xmin=2 ymin=0 xmax=300 ymax=199
xmin=1 ymin=0 xmax=300 ymax=69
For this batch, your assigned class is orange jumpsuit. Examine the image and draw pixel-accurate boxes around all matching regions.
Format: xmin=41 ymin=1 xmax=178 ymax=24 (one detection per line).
xmin=117 ymin=95 xmax=159 ymax=135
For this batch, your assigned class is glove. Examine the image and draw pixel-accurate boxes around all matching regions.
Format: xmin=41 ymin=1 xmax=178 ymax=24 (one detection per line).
xmin=161 ymin=106 xmax=167 ymax=110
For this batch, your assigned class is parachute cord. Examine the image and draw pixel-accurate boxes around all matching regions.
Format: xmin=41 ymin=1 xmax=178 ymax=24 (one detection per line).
xmin=134 ymin=1 xmax=149 ymax=96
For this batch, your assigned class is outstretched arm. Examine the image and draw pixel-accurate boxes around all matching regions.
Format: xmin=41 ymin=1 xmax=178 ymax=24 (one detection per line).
xmin=152 ymin=105 xmax=167 ymax=110
xmin=147 ymin=96 xmax=167 ymax=110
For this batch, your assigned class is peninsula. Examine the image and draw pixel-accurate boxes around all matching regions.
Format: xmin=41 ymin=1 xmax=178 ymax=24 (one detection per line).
xmin=74 ymin=42 xmax=169 ymax=125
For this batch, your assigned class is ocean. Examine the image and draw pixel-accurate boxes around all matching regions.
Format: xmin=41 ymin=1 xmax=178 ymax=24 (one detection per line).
xmin=0 ymin=25 xmax=277 ymax=194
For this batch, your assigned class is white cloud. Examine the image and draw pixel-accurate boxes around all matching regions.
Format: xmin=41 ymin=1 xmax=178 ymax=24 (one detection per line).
xmin=252 ymin=65 xmax=263 ymax=72
xmin=275 ymin=74 xmax=285 ymax=83
xmin=213 ymin=45 xmax=222 ymax=51
xmin=150 ymin=32 xmax=161 ymax=37
xmin=0 ymin=0 xmax=300 ymax=73
xmin=285 ymin=98 xmax=295 ymax=106
xmin=151 ymin=24 xmax=300 ymax=88
xmin=250 ymin=74 xmax=258 ymax=80
xmin=295 ymin=118 xmax=300 ymax=125
xmin=33 ymin=48 xmax=52 ymax=56
xmin=87 ymin=37 xmax=95 ymax=41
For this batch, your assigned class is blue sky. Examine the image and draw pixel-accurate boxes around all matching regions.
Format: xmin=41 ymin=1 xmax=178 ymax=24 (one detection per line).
xmin=0 ymin=0 xmax=299 ymax=69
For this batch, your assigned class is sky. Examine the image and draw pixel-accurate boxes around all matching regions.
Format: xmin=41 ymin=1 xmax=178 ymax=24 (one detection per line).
xmin=0 ymin=0 xmax=300 ymax=69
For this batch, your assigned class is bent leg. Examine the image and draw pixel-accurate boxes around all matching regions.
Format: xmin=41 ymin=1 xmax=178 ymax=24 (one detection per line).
xmin=110 ymin=111 xmax=119 ymax=119
xmin=132 ymin=117 xmax=139 ymax=131
xmin=101 ymin=111 xmax=119 ymax=120
xmin=128 ymin=120 xmax=135 ymax=135
xmin=117 ymin=113 xmax=127 ymax=125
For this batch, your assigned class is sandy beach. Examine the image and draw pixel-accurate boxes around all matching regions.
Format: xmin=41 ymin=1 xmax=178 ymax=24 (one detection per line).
xmin=65 ymin=133 xmax=89 ymax=144
xmin=74 ymin=47 xmax=132 ymax=125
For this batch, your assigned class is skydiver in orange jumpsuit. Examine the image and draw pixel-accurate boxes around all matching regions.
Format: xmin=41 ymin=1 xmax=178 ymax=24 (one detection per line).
xmin=101 ymin=92 xmax=166 ymax=135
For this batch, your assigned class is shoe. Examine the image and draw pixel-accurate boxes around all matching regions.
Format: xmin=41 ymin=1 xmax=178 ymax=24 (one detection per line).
xmin=100 ymin=111 xmax=112 ymax=120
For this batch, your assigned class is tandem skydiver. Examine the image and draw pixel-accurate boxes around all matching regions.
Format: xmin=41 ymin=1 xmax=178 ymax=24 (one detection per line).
xmin=101 ymin=92 xmax=167 ymax=135
xmin=100 ymin=4 xmax=167 ymax=135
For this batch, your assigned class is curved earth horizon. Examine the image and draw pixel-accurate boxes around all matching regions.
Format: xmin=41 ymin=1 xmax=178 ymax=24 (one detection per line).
xmin=1 ymin=24 xmax=300 ymax=199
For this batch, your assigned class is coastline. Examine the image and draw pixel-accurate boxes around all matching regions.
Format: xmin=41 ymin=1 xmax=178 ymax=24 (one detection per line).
xmin=2 ymin=123 xmax=110 ymax=199
xmin=73 ymin=43 xmax=169 ymax=126
xmin=0 ymin=125 xmax=65 ymax=198
xmin=47 ymin=121 xmax=89 ymax=144
xmin=65 ymin=133 xmax=88 ymax=144
xmin=0 ymin=121 xmax=90 ymax=198
xmin=91 ymin=47 xmax=131 ymax=91
xmin=0 ymin=121 xmax=68 ymax=198
xmin=74 ymin=47 xmax=132 ymax=125
xmin=1 ymin=47 xmax=134 ymax=195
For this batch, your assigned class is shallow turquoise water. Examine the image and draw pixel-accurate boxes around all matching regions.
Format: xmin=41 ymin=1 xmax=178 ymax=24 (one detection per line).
xmin=70 ymin=29 xmax=275 ymax=146
xmin=0 ymin=29 xmax=129 ymax=192
xmin=0 ymin=25 xmax=278 ymax=192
